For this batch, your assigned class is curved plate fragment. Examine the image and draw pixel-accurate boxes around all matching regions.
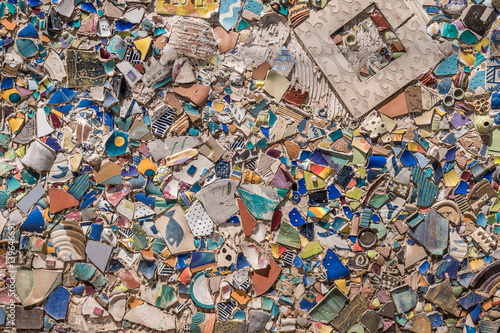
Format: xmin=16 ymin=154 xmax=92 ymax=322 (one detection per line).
xmin=50 ymin=220 xmax=85 ymax=261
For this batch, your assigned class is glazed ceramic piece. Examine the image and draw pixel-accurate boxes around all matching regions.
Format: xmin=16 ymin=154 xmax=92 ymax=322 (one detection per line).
xmin=16 ymin=269 xmax=62 ymax=306
xmin=190 ymin=272 xmax=215 ymax=309
xmin=196 ymin=179 xmax=240 ymax=225
xmin=21 ymin=139 xmax=56 ymax=173
xmin=108 ymin=294 xmax=127 ymax=321
xmin=190 ymin=312 xmax=217 ymax=333
xmin=123 ymin=303 xmax=176 ymax=331
xmin=50 ymin=220 xmax=85 ymax=261
xmin=155 ymin=205 xmax=196 ymax=255
xmin=308 ymin=287 xmax=348 ymax=322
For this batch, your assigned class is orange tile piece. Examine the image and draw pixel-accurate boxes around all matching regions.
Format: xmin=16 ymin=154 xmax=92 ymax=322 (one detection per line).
xmin=141 ymin=247 xmax=155 ymax=261
xmin=237 ymin=198 xmax=257 ymax=237
xmin=49 ymin=187 xmax=79 ymax=214
xmin=1 ymin=19 xmax=16 ymax=30
xmin=284 ymin=141 xmax=300 ymax=160
xmin=376 ymin=89 xmax=409 ymax=118
xmin=178 ymin=267 xmax=192 ymax=285
xmin=231 ymin=290 xmax=251 ymax=305
xmin=173 ymin=84 xmax=210 ymax=106
xmin=483 ymin=300 xmax=493 ymax=311
xmin=251 ymin=257 xmax=282 ymax=296
xmin=127 ymin=296 xmax=143 ymax=309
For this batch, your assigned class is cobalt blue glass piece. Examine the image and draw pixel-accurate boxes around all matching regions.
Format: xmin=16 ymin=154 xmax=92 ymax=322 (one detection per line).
xmin=115 ymin=19 xmax=135 ymax=31
xmin=400 ymin=149 xmax=417 ymax=167
xmin=323 ymin=248 xmax=350 ymax=282
xmin=327 ymin=183 xmax=341 ymax=199
xmin=134 ymin=193 xmax=155 ymax=208
xmin=310 ymin=149 xmax=328 ymax=166
xmin=236 ymin=252 xmax=250 ymax=269
xmin=289 ymin=208 xmax=306 ymax=227
xmin=20 ymin=206 xmax=45 ymax=233
xmin=44 ymin=286 xmax=70 ymax=320
xmin=88 ymin=223 xmax=103 ymax=241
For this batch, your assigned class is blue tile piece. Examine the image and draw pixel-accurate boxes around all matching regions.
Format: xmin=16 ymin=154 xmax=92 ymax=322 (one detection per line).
xmin=428 ymin=313 xmax=444 ymax=329
xmin=299 ymin=223 xmax=314 ymax=241
xmin=19 ymin=206 xmax=45 ymax=233
xmin=0 ymin=307 xmax=5 ymax=326
xmin=44 ymin=286 xmax=70 ymax=320
xmin=293 ymin=255 xmax=303 ymax=267
xmin=438 ymin=77 xmax=452 ymax=94
xmin=236 ymin=252 xmax=250 ymax=269
xmin=68 ymin=173 xmax=90 ymax=200
xmin=335 ymin=166 xmax=355 ymax=188
xmin=434 ymin=54 xmax=458 ymax=76
xmin=367 ymin=155 xmax=387 ymax=169
xmin=409 ymin=209 xmax=448 ymax=255
xmin=323 ymin=248 xmax=350 ymax=282
xmin=289 ymin=208 xmax=306 ymax=227
xmin=134 ymin=193 xmax=155 ymax=208
xmin=88 ymin=223 xmax=103 ymax=241
xmin=107 ymin=258 xmax=125 ymax=273
xmin=436 ymin=256 xmax=460 ymax=279
xmin=137 ymin=260 xmax=156 ymax=280
xmin=400 ymin=149 xmax=417 ymax=167
xmin=454 ymin=181 xmax=469 ymax=194
xmin=103 ymin=90 xmax=118 ymax=109
xmin=18 ymin=23 xmax=38 ymax=37
xmin=458 ymin=291 xmax=489 ymax=309
xmin=412 ymin=166 xmax=438 ymax=207
xmin=310 ymin=149 xmax=328 ymax=166
xmin=327 ymin=183 xmax=341 ymax=199
xmin=469 ymin=70 xmax=485 ymax=91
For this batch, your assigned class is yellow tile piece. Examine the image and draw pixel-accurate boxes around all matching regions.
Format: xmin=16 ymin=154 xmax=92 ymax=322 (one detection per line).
xmin=69 ymin=153 xmax=82 ymax=171
xmin=63 ymin=130 xmax=75 ymax=151
xmin=419 ymin=129 xmax=434 ymax=137
xmin=15 ymin=146 xmax=25 ymax=158
xmin=357 ymin=167 xmax=366 ymax=178
xmin=334 ymin=279 xmax=348 ymax=293
xmin=443 ymin=169 xmax=460 ymax=187
xmin=434 ymin=106 xmax=446 ymax=116
xmin=308 ymin=206 xmax=329 ymax=218
xmin=346 ymin=187 xmax=363 ymax=200
xmin=138 ymin=158 xmax=157 ymax=177
xmin=460 ymin=53 xmax=475 ymax=66
xmin=352 ymin=136 xmax=370 ymax=154
xmin=319 ymin=325 xmax=333 ymax=333
xmin=213 ymin=101 xmax=225 ymax=112
xmin=407 ymin=141 xmax=419 ymax=152
xmin=8 ymin=114 xmax=24 ymax=133
xmin=469 ymin=258 xmax=485 ymax=271
xmin=133 ymin=37 xmax=152 ymax=60
xmin=475 ymin=38 xmax=489 ymax=52
xmin=350 ymin=201 xmax=361 ymax=210
xmin=52 ymin=109 xmax=64 ymax=119
xmin=270 ymin=243 xmax=281 ymax=259
xmin=316 ymin=167 xmax=333 ymax=179
xmin=208 ymin=54 xmax=217 ymax=65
